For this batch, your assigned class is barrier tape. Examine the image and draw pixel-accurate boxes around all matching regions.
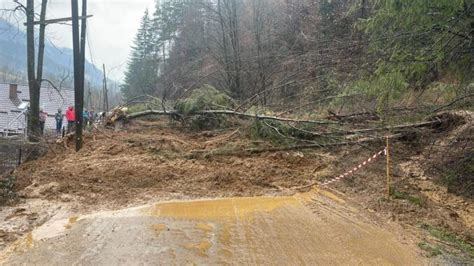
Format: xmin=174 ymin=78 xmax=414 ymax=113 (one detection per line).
xmin=321 ymin=148 xmax=387 ymax=186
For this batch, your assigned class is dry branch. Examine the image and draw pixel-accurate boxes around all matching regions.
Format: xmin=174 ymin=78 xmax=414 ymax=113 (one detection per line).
xmin=326 ymin=110 xmax=379 ymax=121
xmin=189 ymin=133 xmax=403 ymax=158
xmin=430 ymin=93 xmax=474 ymax=114
xmin=278 ymin=93 xmax=362 ymax=116
xmin=327 ymin=119 xmax=443 ymax=136
xmin=274 ymin=118 xmax=443 ymax=138
xmin=243 ymin=134 xmax=401 ymax=154
xmin=234 ymin=80 xmax=297 ymax=112
xmin=263 ymin=120 xmax=318 ymax=144
xmin=125 ymin=109 xmax=340 ymax=125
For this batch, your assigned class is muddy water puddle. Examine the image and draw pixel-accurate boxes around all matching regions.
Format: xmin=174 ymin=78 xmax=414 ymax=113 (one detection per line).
xmin=1 ymin=189 xmax=425 ymax=265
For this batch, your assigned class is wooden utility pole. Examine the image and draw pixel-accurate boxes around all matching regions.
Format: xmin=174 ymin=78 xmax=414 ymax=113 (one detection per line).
xmin=102 ymin=64 xmax=109 ymax=112
xmin=71 ymin=0 xmax=87 ymax=151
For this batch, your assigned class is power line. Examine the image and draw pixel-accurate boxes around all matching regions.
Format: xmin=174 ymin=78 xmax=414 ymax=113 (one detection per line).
xmin=86 ymin=29 xmax=96 ymax=66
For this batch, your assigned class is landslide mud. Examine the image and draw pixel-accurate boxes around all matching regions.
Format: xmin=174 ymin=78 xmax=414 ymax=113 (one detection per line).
xmin=1 ymin=189 xmax=426 ymax=265
xmin=13 ymin=120 xmax=335 ymax=208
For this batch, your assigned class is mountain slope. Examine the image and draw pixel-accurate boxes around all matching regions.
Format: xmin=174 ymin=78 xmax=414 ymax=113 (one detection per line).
xmin=0 ymin=19 xmax=102 ymax=86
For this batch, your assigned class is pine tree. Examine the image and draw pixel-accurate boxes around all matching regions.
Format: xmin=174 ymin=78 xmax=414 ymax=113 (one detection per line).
xmin=121 ymin=9 xmax=158 ymax=99
xmin=360 ymin=0 xmax=472 ymax=87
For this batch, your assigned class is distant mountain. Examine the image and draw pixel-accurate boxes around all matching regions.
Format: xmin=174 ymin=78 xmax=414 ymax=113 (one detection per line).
xmin=0 ymin=19 xmax=103 ymax=87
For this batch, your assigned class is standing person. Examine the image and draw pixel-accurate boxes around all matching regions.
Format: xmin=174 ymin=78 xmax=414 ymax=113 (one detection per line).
xmin=83 ymin=109 xmax=89 ymax=130
xmin=65 ymin=105 xmax=75 ymax=133
xmin=93 ymin=111 xmax=99 ymax=123
xmin=100 ymin=111 xmax=106 ymax=123
xmin=39 ymin=109 xmax=48 ymax=135
xmin=89 ymin=109 xmax=95 ymax=127
xmin=54 ymin=109 xmax=64 ymax=136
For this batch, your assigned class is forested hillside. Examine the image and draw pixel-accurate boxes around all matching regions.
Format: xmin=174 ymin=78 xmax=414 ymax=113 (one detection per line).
xmin=0 ymin=19 xmax=102 ymax=87
xmin=0 ymin=19 xmax=102 ymax=85
xmin=122 ymin=0 xmax=473 ymax=114
xmin=0 ymin=18 xmax=125 ymax=109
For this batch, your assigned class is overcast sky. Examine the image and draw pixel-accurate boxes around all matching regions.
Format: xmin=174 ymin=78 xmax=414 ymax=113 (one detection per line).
xmin=0 ymin=0 xmax=155 ymax=82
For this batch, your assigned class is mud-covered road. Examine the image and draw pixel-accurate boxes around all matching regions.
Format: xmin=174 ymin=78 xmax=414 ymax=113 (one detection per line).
xmin=1 ymin=189 xmax=425 ymax=265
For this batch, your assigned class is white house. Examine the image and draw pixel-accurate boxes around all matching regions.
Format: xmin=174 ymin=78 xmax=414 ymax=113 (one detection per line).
xmin=0 ymin=83 xmax=74 ymax=136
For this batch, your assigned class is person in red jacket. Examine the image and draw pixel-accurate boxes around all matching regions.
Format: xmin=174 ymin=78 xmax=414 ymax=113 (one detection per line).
xmin=65 ymin=105 xmax=75 ymax=133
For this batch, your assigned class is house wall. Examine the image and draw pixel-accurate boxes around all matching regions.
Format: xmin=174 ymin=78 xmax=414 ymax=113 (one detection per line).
xmin=0 ymin=83 xmax=75 ymax=135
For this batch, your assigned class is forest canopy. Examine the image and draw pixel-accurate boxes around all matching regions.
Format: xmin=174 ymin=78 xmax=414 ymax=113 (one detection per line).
xmin=121 ymin=0 xmax=473 ymax=114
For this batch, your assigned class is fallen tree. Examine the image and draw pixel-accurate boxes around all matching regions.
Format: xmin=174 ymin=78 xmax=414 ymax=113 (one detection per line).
xmin=124 ymin=109 xmax=341 ymax=125
xmin=323 ymin=119 xmax=443 ymax=136
xmin=117 ymin=108 xmax=449 ymax=147
xmin=188 ymin=133 xmax=404 ymax=158
xmin=109 ymin=86 xmax=460 ymax=154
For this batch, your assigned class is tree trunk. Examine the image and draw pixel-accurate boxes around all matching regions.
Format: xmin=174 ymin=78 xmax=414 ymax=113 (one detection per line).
xmin=25 ymin=0 xmax=48 ymax=142
xmin=253 ymin=0 xmax=267 ymax=106
xmin=36 ymin=0 xmax=48 ymax=83
xmin=217 ymin=0 xmax=232 ymax=93
xmin=71 ymin=0 xmax=85 ymax=151
xmin=26 ymin=0 xmax=39 ymax=142
xmin=228 ymin=0 xmax=242 ymax=99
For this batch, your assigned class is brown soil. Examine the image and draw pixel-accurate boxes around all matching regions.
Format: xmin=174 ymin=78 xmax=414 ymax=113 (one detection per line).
xmin=13 ymin=119 xmax=334 ymax=208
xmin=330 ymin=111 xmax=474 ymax=261
xmin=7 ymin=112 xmax=474 ymax=261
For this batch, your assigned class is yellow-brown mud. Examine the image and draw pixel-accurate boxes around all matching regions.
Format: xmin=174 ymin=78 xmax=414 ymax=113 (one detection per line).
xmin=0 ymin=188 xmax=427 ymax=265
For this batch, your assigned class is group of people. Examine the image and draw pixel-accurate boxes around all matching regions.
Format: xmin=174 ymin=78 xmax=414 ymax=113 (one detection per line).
xmin=35 ymin=106 xmax=105 ymax=136
xmin=37 ymin=106 xmax=101 ymax=136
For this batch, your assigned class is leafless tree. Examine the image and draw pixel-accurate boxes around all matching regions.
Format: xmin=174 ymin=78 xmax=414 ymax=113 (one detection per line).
xmin=22 ymin=0 xmax=48 ymax=141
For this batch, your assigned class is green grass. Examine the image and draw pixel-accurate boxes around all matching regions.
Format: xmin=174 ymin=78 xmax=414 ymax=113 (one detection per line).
xmin=421 ymin=224 xmax=474 ymax=258
xmin=418 ymin=241 xmax=443 ymax=257
xmin=392 ymin=190 xmax=425 ymax=207
xmin=0 ymin=175 xmax=17 ymax=205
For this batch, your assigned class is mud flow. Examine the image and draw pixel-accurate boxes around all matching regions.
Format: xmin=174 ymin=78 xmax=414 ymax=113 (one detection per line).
xmin=1 ymin=189 xmax=426 ymax=265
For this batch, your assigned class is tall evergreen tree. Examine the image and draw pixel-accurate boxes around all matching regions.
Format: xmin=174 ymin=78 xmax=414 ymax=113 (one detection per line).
xmin=360 ymin=0 xmax=473 ymax=87
xmin=122 ymin=9 xmax=158 ymax=99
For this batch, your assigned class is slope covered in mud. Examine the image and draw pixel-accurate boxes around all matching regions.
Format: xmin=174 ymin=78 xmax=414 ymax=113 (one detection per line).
xmin=13 ymin=119 xmax=335 ymax=207
xmin=4 ymin=112 xmax=474 ymax=261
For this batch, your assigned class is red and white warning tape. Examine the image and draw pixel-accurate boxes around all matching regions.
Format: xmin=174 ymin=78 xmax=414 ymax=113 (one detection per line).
xmin=321 ymin=148 xmax=387 ymax=186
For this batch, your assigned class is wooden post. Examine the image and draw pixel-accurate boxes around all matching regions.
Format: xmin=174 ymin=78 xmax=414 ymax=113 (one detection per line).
xmin=72 ymin=0 xmax=87 ymax=152
xmin=80 ymin=0 xmax=87 ymax=83
xmin=386 ymin=135 xmax=391 ymax=199
xmin=102 ymin=64 xmax=109 ymax=112
xmin=71 ymin=0 xmax=81 ymax=151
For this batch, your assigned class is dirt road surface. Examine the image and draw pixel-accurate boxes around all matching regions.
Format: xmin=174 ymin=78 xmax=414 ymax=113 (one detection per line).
xmin=0 ymin=189 xmax=425 ymax=265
